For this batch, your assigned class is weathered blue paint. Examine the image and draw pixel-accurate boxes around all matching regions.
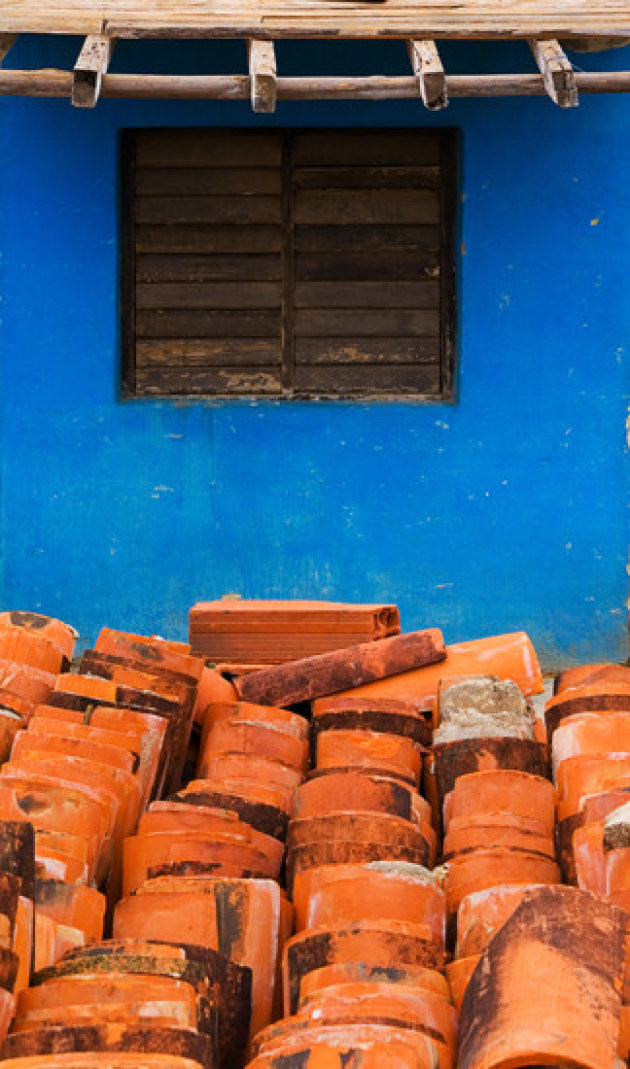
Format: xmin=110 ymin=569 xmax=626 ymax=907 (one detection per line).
xmin=0 ymin=35 xmax=628 ymax=667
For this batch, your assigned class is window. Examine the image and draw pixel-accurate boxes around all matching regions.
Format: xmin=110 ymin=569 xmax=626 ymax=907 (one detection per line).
xmin=121 ymin=128 xmax=457 ymax=400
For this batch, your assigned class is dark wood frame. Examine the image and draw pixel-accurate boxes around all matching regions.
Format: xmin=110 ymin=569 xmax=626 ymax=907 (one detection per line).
xmin=120 ymin=126 xmax=458 ymax=402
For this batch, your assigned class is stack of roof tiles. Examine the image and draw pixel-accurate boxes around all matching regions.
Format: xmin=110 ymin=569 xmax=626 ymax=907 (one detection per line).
xmin=0 ymin=601 xmax=628 ymax=1069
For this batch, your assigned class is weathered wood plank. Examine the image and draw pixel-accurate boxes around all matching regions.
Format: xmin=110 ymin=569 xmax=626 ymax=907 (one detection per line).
xmin=295 ymin=337 xmax=440 ymax=364
xmin=248 ymin=38 xmax=276 ymax=112
xmin=294 ymin=280 xmax=440 ymax=309
xmin=136 ymin=253 xmax=282 ymax=281
xmin=295 ymin=309 xmax=440 ymax=337
xmin=72 ymin=34 xmax=115 ymax=107
xmin=293 ymin=364 xmax=442 ymax=394
xmin=294 ymin=224 xmax=440 ymax=253
xmin=530 ymin=37 xmax=578 ymax=105
xmin=292 ymin=132 xmax=442 ymax=167
xmin=136 ymin=166 xmax=282 ymax=195
xmin=135 ymin=367 xmax=283 ymax=395
xmin=136 ymin=280 xmax=282 ymax=309
xmin=136 ymin=310 xmax=282 ymax=338
xmin=408 ymin=39 xmax=448 ymax=109
xmin=294 ymin=166 xmax=440 ymax=190
xmin=135 ymin=131 xmax=283 ymax=168
xmin=293 ymin=189 xmax=440 ymax=225
xmin=295 ymin=249 xmax=440 ymax=281
xmin=136 ymin=225 xmax=282 ymax=255
xmin=2 ymin=0 xmax=630 ymax=41
xmin=1 ymin=69 xmax=630 ymax=101
xmin=0 ymin=35 xmax=17 ymax=65
xmin=136 ymin=339 xmax=281 ymax=367
xmin=135 ymin=195 xmax=282 ymax=225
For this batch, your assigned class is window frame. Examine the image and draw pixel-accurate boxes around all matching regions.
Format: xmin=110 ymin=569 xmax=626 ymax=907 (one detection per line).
xmin=120 ymin=126 xmax=458 ymax=403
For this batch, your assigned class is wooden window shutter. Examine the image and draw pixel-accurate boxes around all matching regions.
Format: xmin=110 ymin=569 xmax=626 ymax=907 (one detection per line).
xmin=122 ymin=128 xmax=456 ymax=400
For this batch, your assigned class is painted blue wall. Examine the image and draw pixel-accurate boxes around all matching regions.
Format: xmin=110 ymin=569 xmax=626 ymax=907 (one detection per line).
xmin=0 ymin=35 xmax=628 ymax=667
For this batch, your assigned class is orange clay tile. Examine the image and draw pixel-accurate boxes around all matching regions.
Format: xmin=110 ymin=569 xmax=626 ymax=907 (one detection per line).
xmin=3 ymin=759 xmax=138 ymax=878
xmin=442 ymin=769 xmax=555 ymax=834
xmin=34 ymin=830 xmax=90 ymax=884
xmin=553 ymin=712 xmax=630 ymax=782
xmin=51 ymin=676 xmax=118 ymax=705
xmin=250 ymin=1020 xmax=441 ymax=1069
xmin=90 ymin=707 xmax=168 ymax=808
xmin=10 ymin=894 xmax=33 ymax=996
xmin=619 ymin=1005 xmax=630 ymax=1060
xmin=237 ymin=629 xmax=446 ymax=708
xmin=582 ymin=788 xmax=630 ymax=824
xmin=12 ymin=732 xmax=136 ymax=775
xmin=114 ymin=875 xmax=281 ymax=1040
xmin=455 ymin=884 xmax=547 ymax=959
xmin=177 ymin=781 xmax=290 ymax=840
xmin=203 ymin=701 xmax=308 ymax=745
xmin=558 ymin=755 xmax=630 ymax=820
xmin=51 ymin=938 xmax=251 ymax=1069
xmin=1 ymin=1025 xmax=211 ymax=1067
xmin=445 ymin=954 xmax=480 ymax=1013
xmin=292 ymin=863 xmax=445 ymax=943
xmin=13 ymin=974 xmax=204 ymax=1032
xmin=0 ymin=712 xmax=25 ymax=764
xmin=292 ymin=770 xmax=431 ymax=826
xmin=0 ymin=613 xmax=76 ymax=663
xmin=605 ymin=845 xmax=630 ymax=895
xmin=33 ymin=913 xmax=84 ymax=972
xmin=431 ymin=737 xmax=550 ymax=805
xmin=315 ymin=730 xmax=423 ymax=785
xmin=0 ymin=662 xmax=56 ymax=707
xmin=299 ymin=962 xmax=450 ymax=1004
xmin=0 ymin=632 xmax=65 ymax=676
xmin=0 ymin=780 xmax=110 ymax=887
xmin=0 ymin=989 xmax=15 ymax=1050
xmin=312 ymin=632 xmax=543 ymax=727
xmin=545 ymin=684 xmax=630 ymax=737
xmin=443 ymin=822 xmax=555 ymax=860
xmin=34 ymin=881 xmax=105 ymax=943
xmin=297 ymin=982 xmax=458 ymax=1055
xmin=287 ymin=840 xmax=429 ymax=892
xmin=29 ymin=712 xmax=158 ymax=814
xmin=29 ymin=707 xmax=84 ymax=725
xmin=555 ymin=663 xmax=630 ymax=694
xmin=287 ymin=812 xmax=430 ymax=855
xmin=457 ymin=885 xmax=625 ymax=1069
xmin=0 ymin=693 xmax=35 ymax=722
xmin=139 ymin=817 xmax=284 ymax=879
xmin=94 ymin=629 xmax=204 ymax=684
xmin=193 ymin=667 xmax=238 ymax=725
xmin=255 ymin=1005 xmax=454 ymax=1069
xmin=444 ymin=847 xmax=560 ymax=921
xmin=122 ymin=829 xmax=283 ymax=893
xmin=199 ymin=753 xmax=302 ymax=799
xmin=283 ymin=919 xmax=444 ymax=1017
xmin=244 ymin=1041 xmax=430 ymax=1068
xmin=138 ymin=802 xmax=241 ymax=836
xmin=199 ymin=720 xmax=308 ymax=777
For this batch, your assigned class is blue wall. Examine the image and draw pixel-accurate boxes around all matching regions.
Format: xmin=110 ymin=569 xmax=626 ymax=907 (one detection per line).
xmin=1 ymin=35 xmax=628 ymax=667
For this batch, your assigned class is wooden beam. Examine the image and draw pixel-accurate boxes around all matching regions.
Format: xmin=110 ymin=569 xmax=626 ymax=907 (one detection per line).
xmin=530 ymin=38 xmax=578 ymax=106
xmin=248 ymin=39 xmax=277 ymax=112
xmin=407 ymin=39 xmax=448 ymax=109
xmin=1 ymin=68 xmax=630 ymax=101
xmin=0 ymin=35 xmax=17 ymax=66
xmin=72 ymin=34 xmax=115 ymax=107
